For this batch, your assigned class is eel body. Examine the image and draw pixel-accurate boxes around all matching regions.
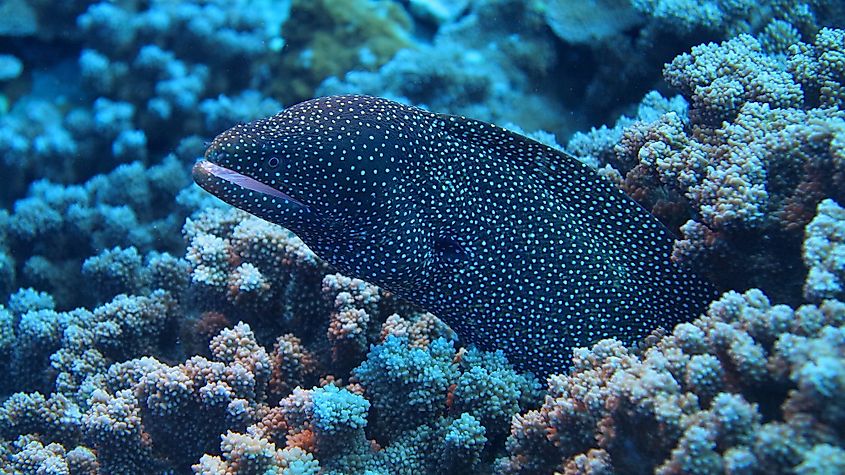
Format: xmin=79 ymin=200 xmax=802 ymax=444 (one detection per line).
xmin=193 ymin=95 xmax=715 ymax=376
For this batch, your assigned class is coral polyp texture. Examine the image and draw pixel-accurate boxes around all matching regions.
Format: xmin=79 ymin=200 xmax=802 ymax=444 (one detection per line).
xmin=568 ymin=26 xmax=845 ymax=302
xmin=0 ymin=0 xmax=844 ymax=473
xmin=497 ymin=288 xmax=845 ymax=474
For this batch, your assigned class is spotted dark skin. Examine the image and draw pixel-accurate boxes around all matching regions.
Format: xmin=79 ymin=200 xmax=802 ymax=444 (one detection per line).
xmin=193 ymin=95 xmax=716 ymax=376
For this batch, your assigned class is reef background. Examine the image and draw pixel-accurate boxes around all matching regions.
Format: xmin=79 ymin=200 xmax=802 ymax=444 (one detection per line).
xmin=0 ymin=0 xmax=844 ymax=474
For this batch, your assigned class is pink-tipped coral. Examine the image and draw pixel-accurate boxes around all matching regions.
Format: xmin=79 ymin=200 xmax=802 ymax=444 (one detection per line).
xmin=323 ymin=273 xmax=385 ymax=368
xmin=498 ymin=287 xmax=845 ymax=474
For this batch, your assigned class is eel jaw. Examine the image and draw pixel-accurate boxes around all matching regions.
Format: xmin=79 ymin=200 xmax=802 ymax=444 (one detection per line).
xmin=192 ymin=159 xmax=309 ymax=211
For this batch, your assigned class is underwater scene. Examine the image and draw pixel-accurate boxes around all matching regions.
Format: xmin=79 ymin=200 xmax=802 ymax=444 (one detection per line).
xmin=1 ymin=0 xmax=844 ymax=474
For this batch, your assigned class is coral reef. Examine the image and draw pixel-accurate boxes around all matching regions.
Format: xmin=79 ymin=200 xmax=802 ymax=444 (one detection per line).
xmin=182 ymin=208 xmax=332 ymax=347
xmin=803 ymin=199 xmax=845 ymax=302
xmin=1 ymin=0 xmax=289 ymax=207
xmin=0 ymin=0 xmax=844 ymax=474
xmin=497 ymin=287 xmax=845 ymax=474
xmin=0 ymin=305 xmax=539 ymax=473
xmin=0 ymin=202 xmax=541 ymax=473
xmin=320 ymin=0 xmax=584 ymax=137
xmin=1 ymin=156 xmax=192 ymax=307
xmin=631 ymin=0 xmax=845 ymax=37
xmin=568 ymin=27 xmax=845 ymax=302
xmin=75 ymin=0 xmax=288 ymax=143
xmin=545 ymin=0 xmax=643 ymax=45
xmin=276 ymin=0 xmax=412 ymax=104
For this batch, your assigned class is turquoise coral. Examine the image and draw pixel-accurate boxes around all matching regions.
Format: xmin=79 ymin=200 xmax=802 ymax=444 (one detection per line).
xmin=803 ymin=199 xmax=845 ymax=301
xmin=631 ymin=0 xmax=844 ymax=36
xmin=498 ymin=286 xmax=845 ymax=473
xmin=353 ymin=336 xmax=457 ymax=440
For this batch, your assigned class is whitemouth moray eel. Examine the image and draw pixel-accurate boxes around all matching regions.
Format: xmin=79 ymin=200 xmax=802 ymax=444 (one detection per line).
xmin=193 ymin=95 xmax=716 ymax=376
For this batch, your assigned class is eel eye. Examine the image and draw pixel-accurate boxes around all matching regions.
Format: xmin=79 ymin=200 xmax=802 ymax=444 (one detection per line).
xmin=267 ymin=157 xmax=280 ymax=168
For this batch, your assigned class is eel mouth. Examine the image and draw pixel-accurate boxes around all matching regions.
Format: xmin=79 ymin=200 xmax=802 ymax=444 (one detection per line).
xmin=193 ymin=160 xmax=309 ymax=210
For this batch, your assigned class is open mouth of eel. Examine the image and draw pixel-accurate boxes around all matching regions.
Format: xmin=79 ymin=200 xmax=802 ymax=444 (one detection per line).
xmin=193 ymin=160 xmax=309 ymax=210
